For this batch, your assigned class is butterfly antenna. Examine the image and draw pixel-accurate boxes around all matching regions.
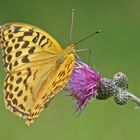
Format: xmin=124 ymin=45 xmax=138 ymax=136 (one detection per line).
xmin=74 ymin=30 xmax=101 ymax=45
xmin=69 ymin=9 xmax=75 ymax=42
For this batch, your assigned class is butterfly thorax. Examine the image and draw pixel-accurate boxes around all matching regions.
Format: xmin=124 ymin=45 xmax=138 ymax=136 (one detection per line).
xmin=56 ymin=44 xmax=75 ymax=66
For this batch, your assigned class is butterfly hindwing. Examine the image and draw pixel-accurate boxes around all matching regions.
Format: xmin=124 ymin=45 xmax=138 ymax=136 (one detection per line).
xmin=4 ymin=63 xmax=56 ymax=119
xmin=26 ymin=54 xmax=75 ymax=124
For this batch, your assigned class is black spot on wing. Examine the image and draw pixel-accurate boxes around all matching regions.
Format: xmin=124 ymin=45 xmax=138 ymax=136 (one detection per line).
xmin=41 ymin=38 xmax=50 ymax=48
xmin=15 ymin=51 xmax=22 ymax=57
xmin=22 ymin=41 xmax=29 ymax=48
xmin=14 ymin=87 xmax=19 ymax=92
xmin=12 ymin=39 xmax=15 ymax=43
xmin=12 ymin=98 xmax=18 ymax=105
xmin=16 ymin=77 xmax=22 ymax=84
xmin=14 ymin=61 xmax=18 ymax=66
xmin=7 ymin=55 xmax=12 ymax=62
xmin=17 ymin=90 xmax=23 ymax=97
xmin=9 ymin=93 xmax=13 ymax=99
xmin=14 ymin=44 xmax=20 ymax=49
xmin=9 ymin=84 xmax=13 ymax=91
xmin=8 ymin=34 xmax=13 ymax=39
xmin=28 ymin=46 xmax=35 ymax=54
xmin=5 ymin=42 xmax=9 ymax=46
xmin=39 ymin=35 xmax=46 ymax=45
xmin=18 ymin=36 xmax=24 ymax=42
xmin=9 ymin=76 xmax=14 ymax=81
xmin=9 ymin=63 xmax=12 ymax=71
xmin=23 ymin=68 xmax=32 ymax=90
xmin=22 ymin=55 xmax=30 ymax=63
xmin=14 ymin=26 xmax=21 ymax=33
xmin=32 ymin=32 xmax=40 ymax=43
xmin=6 ymin=47 xmax=12 ymax=53
xmin=24 ymin=29 xmax=33 ymax=36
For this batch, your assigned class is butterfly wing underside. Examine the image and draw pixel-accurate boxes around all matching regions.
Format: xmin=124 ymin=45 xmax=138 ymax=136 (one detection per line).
xmin=0 ymin=23 xmax=75 ymax=125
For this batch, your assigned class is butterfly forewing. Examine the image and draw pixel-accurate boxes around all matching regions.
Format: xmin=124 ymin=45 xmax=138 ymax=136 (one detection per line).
xmin=0 ymin=23 xmax=62 ymax=72
xmin=0 ymin=23 xmax=75 ymax=125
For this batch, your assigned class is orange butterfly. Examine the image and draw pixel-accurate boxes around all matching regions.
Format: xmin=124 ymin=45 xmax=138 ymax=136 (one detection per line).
xmin=0 ymin=23 xmax=76 ymax=125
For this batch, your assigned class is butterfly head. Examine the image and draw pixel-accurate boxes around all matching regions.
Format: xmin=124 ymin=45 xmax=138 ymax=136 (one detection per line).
xmin=65 ymin=44 xmax=75 ymax=54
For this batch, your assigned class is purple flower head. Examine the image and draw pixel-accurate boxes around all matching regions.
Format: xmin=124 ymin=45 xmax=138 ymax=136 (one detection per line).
xmin=66 ymin=61 xmax=101 ymax=111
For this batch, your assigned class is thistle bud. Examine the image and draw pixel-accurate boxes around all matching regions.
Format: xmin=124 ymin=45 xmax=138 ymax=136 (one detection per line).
xmin=114 ymin=91 xmax=130 ymax=105
xmin=96 ymin=78 xmax=118 ymax=100
xmin=113 ymin=72 xmax=128 ymax=89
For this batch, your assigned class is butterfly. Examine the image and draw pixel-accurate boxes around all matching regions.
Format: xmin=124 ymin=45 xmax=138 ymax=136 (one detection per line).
xmin=0 ymin=22 xmax=76 ymax=125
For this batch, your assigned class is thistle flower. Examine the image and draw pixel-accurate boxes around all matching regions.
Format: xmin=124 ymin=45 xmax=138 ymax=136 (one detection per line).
xmin=66 ymin=60 xmax=140 ymax=112
xmin=66 ymin=61 xmax=101 ymax=111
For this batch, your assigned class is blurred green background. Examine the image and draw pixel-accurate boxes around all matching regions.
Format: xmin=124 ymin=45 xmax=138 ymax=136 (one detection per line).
xmin=0 ymin=0 xmax=140 ymax=140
